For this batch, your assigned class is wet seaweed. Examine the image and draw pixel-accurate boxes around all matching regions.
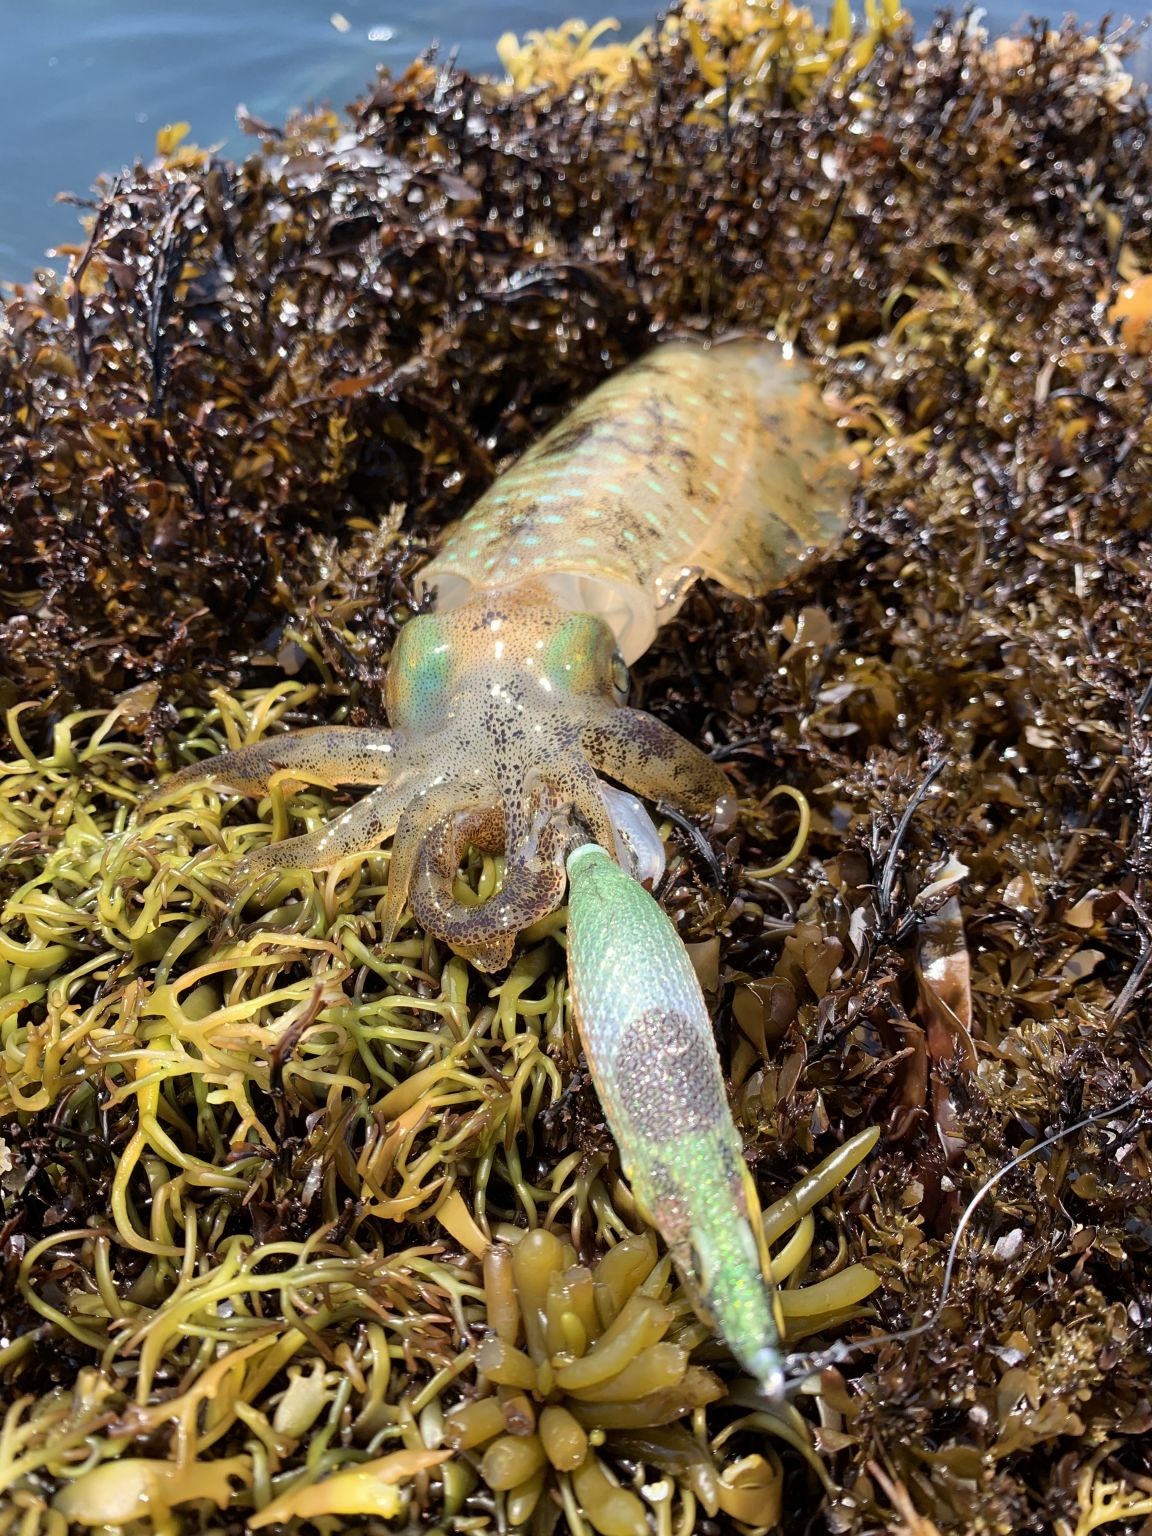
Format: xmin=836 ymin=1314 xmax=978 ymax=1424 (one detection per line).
xmin=0 ymin=690 xmax=880 ymax=1532
xmin=2 ymin=0 xmax=1152 ymax=1531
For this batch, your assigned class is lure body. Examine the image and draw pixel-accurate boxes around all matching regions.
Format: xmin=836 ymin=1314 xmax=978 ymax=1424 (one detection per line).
xmin=566 ymin=843 xmax=785 ymax=1393
xmin=146 ymin=337 xmax=853 ymax=1390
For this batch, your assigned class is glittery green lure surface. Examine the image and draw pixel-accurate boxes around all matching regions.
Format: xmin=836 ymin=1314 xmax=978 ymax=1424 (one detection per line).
xmin=565 ymin=843 xmax=786 ymax=1397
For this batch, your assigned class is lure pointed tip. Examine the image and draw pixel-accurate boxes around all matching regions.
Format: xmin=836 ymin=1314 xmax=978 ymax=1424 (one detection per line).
xmin=750 ymin=1349 xmax=787 ymax=1404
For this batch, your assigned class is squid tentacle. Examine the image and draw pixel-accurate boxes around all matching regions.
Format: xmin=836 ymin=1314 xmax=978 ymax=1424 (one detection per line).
xmin=581 ymin=707 xmax=733 ymax=820
xmin=375 ymin=776 xmax=489 ymax=947
xmin=410 ymin=796 xmax=571 ymax=972
xmin=535 ymin=750 xmax=620 ymax=856
xmin=405 ymin=752 xmax=662 ymax=970
xmin=233 ymin=777 xmax=416 ymax=884
xmin=142 ymin=726 xmax=407 ymax=809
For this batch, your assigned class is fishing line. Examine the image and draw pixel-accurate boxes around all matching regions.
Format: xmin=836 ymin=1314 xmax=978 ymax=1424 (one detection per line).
xmin=776 ymin=1087 xmax=1150 ymax=1392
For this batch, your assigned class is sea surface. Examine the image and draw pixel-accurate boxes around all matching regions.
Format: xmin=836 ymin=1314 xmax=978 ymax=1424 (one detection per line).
xmin=1 ymin=0 xmax=1148 ymax=281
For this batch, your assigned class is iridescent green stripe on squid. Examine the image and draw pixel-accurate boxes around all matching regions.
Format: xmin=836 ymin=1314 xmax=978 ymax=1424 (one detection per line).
xmin=565 ymin=842 xmax=786 ymax=1398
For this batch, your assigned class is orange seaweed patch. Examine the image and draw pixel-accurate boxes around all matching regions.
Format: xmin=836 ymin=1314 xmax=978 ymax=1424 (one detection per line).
xmin=1110 ymin=272 xmax=1152 ymax=353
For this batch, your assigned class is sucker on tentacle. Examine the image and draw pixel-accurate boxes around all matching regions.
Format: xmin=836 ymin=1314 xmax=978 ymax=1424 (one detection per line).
xmin=141 ymin=335 xmax=857 ymax=1388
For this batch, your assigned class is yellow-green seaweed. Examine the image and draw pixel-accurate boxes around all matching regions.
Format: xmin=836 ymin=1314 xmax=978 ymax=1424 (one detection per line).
xmin=0 ymin=683 xmax=881 ymax=1531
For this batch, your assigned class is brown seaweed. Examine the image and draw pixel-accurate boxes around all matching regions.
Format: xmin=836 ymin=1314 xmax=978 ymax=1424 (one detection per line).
xmin=2 ymin=3 xmax=1152 ymax=1532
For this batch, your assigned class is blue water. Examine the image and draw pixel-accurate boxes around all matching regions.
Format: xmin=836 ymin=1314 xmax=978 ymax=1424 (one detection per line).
xmin=1 ymin=1 xmax=1147 ymax=281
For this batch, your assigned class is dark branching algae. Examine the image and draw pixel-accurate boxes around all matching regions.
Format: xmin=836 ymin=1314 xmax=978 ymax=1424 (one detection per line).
xmin=2 ymin=2 xmax=1152 ymax=1534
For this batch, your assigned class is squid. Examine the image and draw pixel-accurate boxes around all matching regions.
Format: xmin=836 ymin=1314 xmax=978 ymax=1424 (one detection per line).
xmin=144 ymin=337 xmax=855 ymax=1393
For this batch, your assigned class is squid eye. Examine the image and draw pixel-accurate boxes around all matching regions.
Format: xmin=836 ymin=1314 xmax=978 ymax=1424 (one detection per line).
xmin=386 ymin=613 xmax=453 ymax=727
xmin=543 ymin=613 xmax=616 ymax=695
xmin=611 ymin=653 xmax=630 ymax=703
